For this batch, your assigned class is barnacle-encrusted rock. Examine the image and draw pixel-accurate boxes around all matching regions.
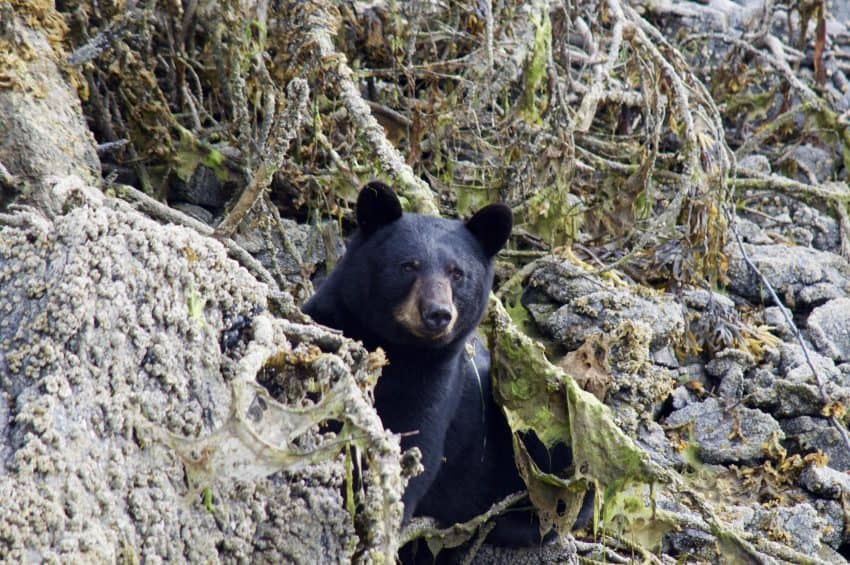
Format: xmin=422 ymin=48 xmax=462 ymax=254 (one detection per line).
xmin=0 ymin=177 xmax=402 ymax=563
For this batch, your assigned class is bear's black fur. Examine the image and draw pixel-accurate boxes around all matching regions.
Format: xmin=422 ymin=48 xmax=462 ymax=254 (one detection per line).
xmin=303 ymin=182 xmax=550 ymax=547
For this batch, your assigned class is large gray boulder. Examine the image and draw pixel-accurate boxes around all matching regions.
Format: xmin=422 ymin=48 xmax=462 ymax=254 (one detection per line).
xmin=0 ymin=177 xmax=401 ymax=563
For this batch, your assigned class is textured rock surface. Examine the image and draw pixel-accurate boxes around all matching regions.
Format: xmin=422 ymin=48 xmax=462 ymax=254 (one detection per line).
xmin=745 ymin=344 xmax=850 ymax=418
xmin=513 ymin=227 xmax=850 ymax=559
xmin=471 ymin=540 xmax=578 ymax=564
xmin=781 ymin=417 xmax=850 ymax=472
xmin=0 ymin=16 xmax=100 ymax=194
xmin=234 ymin=212 xmax=344 ymax=305
xmin=664 ymin=398 xmax=783 ymax=464
xmin=0 ymin=178 xmax=400 ymax=562
xmin=808 ymin=297 xmax=850 ymax=362
xmin=737 ymin=187 xmax=841 ymax=253
xmin=744 ymin=504 xmax=824 ymax=556
xmin=800 ymin=464 xmax=850 ymax=499
xmin=726 ymin=243 xmax=850 ymax=308
xmin=523 ymin=258 xmax=684 ymax=352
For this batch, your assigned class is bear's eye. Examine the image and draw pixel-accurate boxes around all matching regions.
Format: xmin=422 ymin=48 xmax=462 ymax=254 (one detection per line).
xmin=449 ymin=266 xmax=464 ymax=281
xmin=401 ymin=260 xmax=420 ymax=273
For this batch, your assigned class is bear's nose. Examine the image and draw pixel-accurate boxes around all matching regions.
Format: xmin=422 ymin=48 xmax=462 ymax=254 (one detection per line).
xmin=422 ymin=304 xmax=452 ymax=332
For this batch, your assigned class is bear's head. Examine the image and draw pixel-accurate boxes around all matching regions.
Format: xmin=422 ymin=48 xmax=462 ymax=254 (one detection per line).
xmin=337 ymin=181 xmax=512 ymax=350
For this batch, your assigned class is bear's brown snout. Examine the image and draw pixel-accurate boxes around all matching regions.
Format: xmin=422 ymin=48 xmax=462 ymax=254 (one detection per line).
xmin=419 ymin=278 xmax=455 ymax=333
xmin=394 ymin=276 xmax=458 ymax=339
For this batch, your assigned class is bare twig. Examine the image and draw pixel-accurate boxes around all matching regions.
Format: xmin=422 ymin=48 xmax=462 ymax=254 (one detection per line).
xmin=684 ymin=32 xmax=818 ymax=107
xmin=67 ymin=1 xmax=140 ymax=65
xmin=734 ymin=103 xmax=809 ymax=159
xmin=95 ymin=139 xmax=130 ymax=154
xmin=601 ymin=534 xmax=665 ymax=565
xmin=400 ymin=491 xmax=526 ymax=547
xmin=573 ymin=539 xmax=630 ymax=563
xmin=573 ymin=6 xmax=622 ymax=132
xmin=733 ymin=168 xmax=850 ymax=205
xmin=483 ymin=0 xmax=495 ymax=72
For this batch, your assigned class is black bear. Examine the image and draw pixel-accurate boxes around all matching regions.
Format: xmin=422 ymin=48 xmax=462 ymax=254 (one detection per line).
xmin=303 ymin=181 xmax=546 ymax=547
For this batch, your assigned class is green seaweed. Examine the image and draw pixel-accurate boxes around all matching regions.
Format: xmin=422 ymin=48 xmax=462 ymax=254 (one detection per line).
xmin=344 ymin=439 xmax=357 ymax=519
xmin=186 ymin=287 xmax=206 ymax=321
xmin=173 ymin=126 xmax=230 ymax=183
xmin=202 ymin=486 xmax=214 ymax=513
xmin=481 ymin=295 xmax=662 ymax=537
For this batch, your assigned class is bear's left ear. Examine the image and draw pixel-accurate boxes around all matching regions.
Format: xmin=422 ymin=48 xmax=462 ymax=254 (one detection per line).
xmin=356 ymin=181 xmax=403 ymax=236
xmin=466 ymin=203 xmax=513 ymax=257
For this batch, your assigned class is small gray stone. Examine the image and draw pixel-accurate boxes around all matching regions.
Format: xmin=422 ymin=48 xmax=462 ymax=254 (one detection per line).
xmin=732 ymin=216 xmax=774 ymax=245
xmin=808 ymin=297 xmax=850 ymax=362
xmin=751 ymin=379 xmax=831 ymax=418
xmin=523 ymin=259 xmax=684 ymax=352
xmin=800 ymin=465 xmax=850 ymax=499
xmin=813 ymin=499 xmax=845 ymax=549
xmin=651 ymin=345 xmax=679 ymax=368
xmin=781 ymin=416 xmax=850 ymax=471
xmin=788 ymin=225 xmax=815 ymax=247
xmin=760 ymin=345 xmax=850 ymax=417
xmin=746 ymin=504 xmax=824 ymax=556
xmin=799 ymin=348 xmax=839 ymax=388
xmin=716 ymin=365 xmax=745 ymax=399
xmin=792 ymin=202 xmax=841 ymax=252
xmin=636 ymin=420 xmax=683 ymax=468
xmin=780 ymin=343 xmax=843 ymax=385
xmin=675 ymin=364 xmax=707 ymax=385
xmin=763 ymin=306 xmax=793 ymax=339
xmin=708 ymin=349 xmax=755 ymax=400
xmin=726 ymin=504 xmax=757 ymax=530
xmin=664 ymin=398 xmax=783 ymax=464
xmin=798 ymin=282 xmax=844 ymax=305
xmin=524 ymin=258 xmax=601 ymax=304
xmin=746 ymin=342 xmax=850 ymax=417
xmin=669 ymin=385 xmax=695 ymax=411
xmin=681 ymin=288 xmax=736 ymax=311
xmin=530 ymin=289 xmax=683 ymax=351
xmin=738 ymin=154 xmax=771 ymax=174
xmin=786 ymin=144 xmax=835 ymax=184
xmin=705 ymin=348 xmax=756 ymax=378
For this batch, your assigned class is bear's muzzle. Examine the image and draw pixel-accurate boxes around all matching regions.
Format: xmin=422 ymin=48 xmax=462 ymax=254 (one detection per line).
xmin=393 ymin=277 xmax=458 ymax=339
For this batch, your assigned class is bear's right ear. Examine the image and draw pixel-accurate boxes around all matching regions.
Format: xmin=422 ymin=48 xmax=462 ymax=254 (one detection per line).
xmin=356 ymin=181 xmax=403 ymax=236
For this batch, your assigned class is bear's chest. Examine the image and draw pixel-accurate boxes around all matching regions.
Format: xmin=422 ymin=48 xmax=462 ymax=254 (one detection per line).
xmin=373 ymin=356 xmax=466 ymax=437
